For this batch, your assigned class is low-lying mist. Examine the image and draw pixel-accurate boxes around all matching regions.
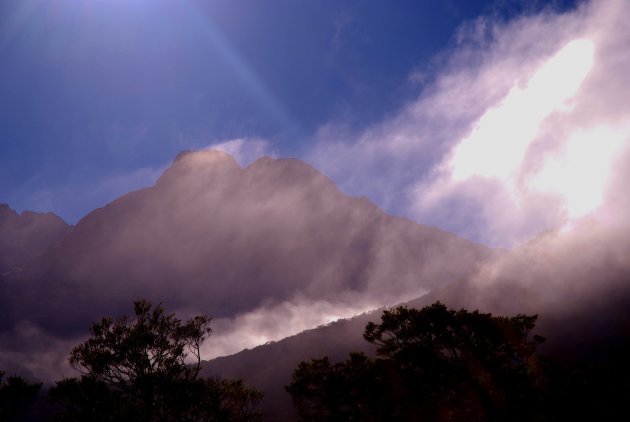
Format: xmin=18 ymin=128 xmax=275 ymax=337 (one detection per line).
xmin=0 ymin=151 xmax=490 ymax=381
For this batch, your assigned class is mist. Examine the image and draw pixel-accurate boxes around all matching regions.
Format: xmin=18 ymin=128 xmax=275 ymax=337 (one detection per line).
xmin=0 ymin=150 xmax=490 ymax=380
xmin=311 ymin=0 xmax=630 ymax=248
xmin=2 ymin=1 xmax=630 ymax=396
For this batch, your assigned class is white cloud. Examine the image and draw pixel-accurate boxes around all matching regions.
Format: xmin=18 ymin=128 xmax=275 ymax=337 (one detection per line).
xmin=449 ymin=39 xmax=595 ymax=182
xmin=201 ymin=291 xmax=423 ymax=360
xmin=311 ymin=0 xmax=630 ymax=247
xmin=205 ymin=138 xmax=272 ymax=167
xmin=528 ymin=125 xmax=630 ymax=219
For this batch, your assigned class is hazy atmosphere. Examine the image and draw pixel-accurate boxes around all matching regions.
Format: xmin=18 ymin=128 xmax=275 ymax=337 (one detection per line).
xmin=2 ymin=0 xmax=630 ymax=420
xmin=6 ymin=0 xmax=622 ymax=247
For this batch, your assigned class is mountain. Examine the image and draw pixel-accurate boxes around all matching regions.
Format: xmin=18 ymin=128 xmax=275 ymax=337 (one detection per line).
xmin=3 ymin=150 xmax=491 ymax=324
xmin=204 ymin=218 xmax=630 ymax=420
xmin=0 ymin=204 xmax=71 ymax=275
xmin=0 ymin=150 xmax=492 ymax=379
xmin=4 ymin=149 xmax=628 ymax=419
xmin=203 ymin=308 xmax=382 ymax=421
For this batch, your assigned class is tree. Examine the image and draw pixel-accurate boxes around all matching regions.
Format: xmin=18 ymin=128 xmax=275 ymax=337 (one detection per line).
xmin=287 ymin=302 xmax=547 ymax=421
xmin=49 ymin=300 xmax=262 ymax=421
xmin=363 ymin=302 xmax=546 ymax=421
xmin=286 ymin=353 xmax=391 ymax=421
xmin=0 ymin=371 xmax=42 ymax=421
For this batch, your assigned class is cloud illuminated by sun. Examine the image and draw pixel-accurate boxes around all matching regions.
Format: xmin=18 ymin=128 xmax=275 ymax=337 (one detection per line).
xmin=438 ymin=37 xmax=630 ymax=225
xmin=449 ymin=39 xmax=595 ymax=183
xmin=529 ymin=125 xmax=629 ymax=219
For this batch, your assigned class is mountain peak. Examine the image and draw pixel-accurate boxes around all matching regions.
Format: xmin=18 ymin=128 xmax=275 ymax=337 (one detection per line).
xmin=0 ymin=203 xmax=17 ymax=219
xmin=156 ymin=149 xmax=241 ymax=187
xmin=173 ymin=149 xmax=237 ymax=166
xmin=0 ymin=150 xmax=492 ymax=383
xmin=0 ymin=204 xmax=72 ymax=273
xmin=245 ymin=156 xmax=335 ymax=188
xmin=14 ymin=148 xmax=489 ymax=317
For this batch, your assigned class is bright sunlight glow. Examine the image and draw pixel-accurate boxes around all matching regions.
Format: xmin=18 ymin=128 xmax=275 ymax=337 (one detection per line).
xmin=529 ymin=126 xmax=629 ymax=219
xmin=450 ymin=39 xmax=595 ymax=182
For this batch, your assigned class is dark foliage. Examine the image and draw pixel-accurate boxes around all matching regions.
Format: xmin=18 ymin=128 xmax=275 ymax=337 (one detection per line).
xmin=287 ymin=302 xmax=549 ymax=421
xmin=0 ymin=371 xmax=42 ymax=421
xmin=286 ymin=352 xmax=392 ymax=421
xmin=545 ymin=338 xmax=630 ymax=420
xmin=49 ymin=300 xmax=262 ymax=421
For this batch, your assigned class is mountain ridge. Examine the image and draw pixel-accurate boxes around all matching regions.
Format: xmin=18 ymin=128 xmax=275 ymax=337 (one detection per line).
xmin=0 ymin=204 xmax=72 ymax=275
xmin=0 ymin=149 xmax=492 ymax=380
xmin=202 ymin=215 xmax=630 ymax=420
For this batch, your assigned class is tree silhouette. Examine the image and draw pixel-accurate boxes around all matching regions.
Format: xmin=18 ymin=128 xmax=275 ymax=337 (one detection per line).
xmin=286 ymin=352 xmax=392 ymax=421
xmin=0 ymin=371 xmax=42 ymax=421
xmin=364 ymin=302 xmax=546 ymax=421
xmin=49 ymin=300 xmax=262 ymax=421
xmin=287 ymin=302 xmax=547 ymax=421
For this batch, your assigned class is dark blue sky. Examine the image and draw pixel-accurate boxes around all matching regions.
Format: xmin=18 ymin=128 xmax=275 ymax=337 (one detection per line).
xmin=0 ymin=0 xmax=580 ymax=228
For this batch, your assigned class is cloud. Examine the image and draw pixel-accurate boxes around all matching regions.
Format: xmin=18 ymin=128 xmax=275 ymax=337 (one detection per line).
xmin=203 ymin=295 xmax=387 ymax=360
xmin=0 ymin=320 xmax=77 ymax=382
xmin=6 ymin=1 xmax=630 ymax=384
xmin=429 ymin=214 xmax=630 ymax=363
xmin=448 ymin=39 xmax=595 ymax=182
xmin=1 ymin=148 xmax=490 ymax=380
xmin=311 ymin=0 xmax=630 ymax=247
xmin=205 ymin=138 xmax=273 ymax=167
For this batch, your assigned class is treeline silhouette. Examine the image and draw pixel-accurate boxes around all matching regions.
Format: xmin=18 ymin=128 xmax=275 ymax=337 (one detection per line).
xmin=0 ymin=370 xmax=42 ymax=421
xmin=3 ymin=301 xmax=630 ymax=420
xmin=1 ymin=300 xmax=262 ymax=421
xmin=286 ymin=302 xmax=630 ymax=421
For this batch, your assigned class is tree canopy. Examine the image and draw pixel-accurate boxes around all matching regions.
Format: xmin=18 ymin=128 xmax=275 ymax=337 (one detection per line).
xmin=68 ymin=300 xmax=210 ymax=388
xmin=287 ymin=302 xmax=548 ymax=421
xmin=0 ymin=370 xmax=42 ymax=421
xmin=49 ymin=300 xmax=262 ymax=421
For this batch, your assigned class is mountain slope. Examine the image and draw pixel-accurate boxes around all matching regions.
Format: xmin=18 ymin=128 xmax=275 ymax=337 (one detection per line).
xmin=0 ymin=150 xmax=492 ymax=380
xmin=0 ymin=204 xmax=71 ymax=275
xmin=204 ymin=219 xmax=630 ymax=420
xmin=4 ymin=150 xmax=491 ymax=333
xmin=203 ymin=308 xmax=382 ymax=421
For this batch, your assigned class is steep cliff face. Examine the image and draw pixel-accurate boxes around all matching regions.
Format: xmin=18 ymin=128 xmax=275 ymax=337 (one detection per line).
xmin=0 ymin=204 xmax=72 ymax=274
